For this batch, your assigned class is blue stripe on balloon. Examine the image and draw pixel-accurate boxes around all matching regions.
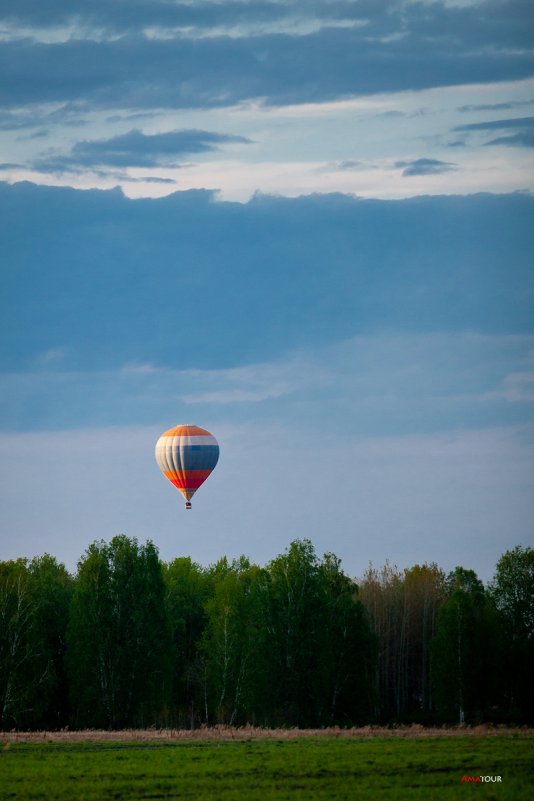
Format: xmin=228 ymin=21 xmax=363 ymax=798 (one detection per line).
xmin=163 ymin=444 xmax=219 ymax=472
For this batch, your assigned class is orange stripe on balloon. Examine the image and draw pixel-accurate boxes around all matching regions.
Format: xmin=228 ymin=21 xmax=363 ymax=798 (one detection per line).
xmin=161 ymin=425 xmax=211 ymax=437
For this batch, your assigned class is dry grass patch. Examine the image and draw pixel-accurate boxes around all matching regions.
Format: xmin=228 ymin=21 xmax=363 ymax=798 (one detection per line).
xmin=2 ymin=724 xmax=532 ymax=743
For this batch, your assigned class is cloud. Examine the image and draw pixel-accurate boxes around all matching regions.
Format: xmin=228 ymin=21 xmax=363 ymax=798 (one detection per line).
xmin=378 ymin=109 xmax=407 ymax=119
xmin=486 ymin=131 xmax=534 ymax=148
xmin=494 ymin=371 xmax=534 ymax=402
xmin=1 ymin=183 xmax=533 ymax=380
xmin=33 ymin=128 xmax=252 ymax=171
xmin=455 ymin=115 xmax=534 ymax=131
xmin=143 ymin=176 xmax=178 ymax=185
xmin=177 ymin=360 xmax=296 ymax=406
xmin=1 ymin=2 xmax=533 ymax=111
xmin=180 ymin=387 xmax=286 ymax=404
xmin=458 ymin=100 xmax=534 ymax=112
xmin=17 ymin=127 xmax=49 ymax=140
xmin=454 ymin=115 xmax=534 ymax=148
xmin=0 ymin=104 xmax=89 ymax=132
xmin=173 ymin=332 xmax=534 ymax=438
xmin=2 ymin=330 xmax=534 ymax=436
xmin=395 ymin=157 xmax=457 ymax=176
xmin=336 ymin=160 xmax=364 ymax=170
xmin=37 ymin=347 xmax=69 ymax=365
xmin=0 ymin=1 xmax=368 ymax=40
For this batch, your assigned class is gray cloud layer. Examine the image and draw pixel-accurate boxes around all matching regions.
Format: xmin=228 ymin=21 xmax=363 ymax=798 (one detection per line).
xmin=454 ymin=116 xmax=534 ymax=148
xmin=1 ymin=2 xmax=533 ymax=114
xmin=33 ymin=128 xmax=251 ymax=170
xmin=395 ymin=158 xmax=457 ymax=176
xmin=1 ymin=182 xmax=533 ymax=384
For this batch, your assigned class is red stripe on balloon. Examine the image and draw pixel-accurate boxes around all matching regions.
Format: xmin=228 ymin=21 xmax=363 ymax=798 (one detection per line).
xmin=164 ymin=469 xmax=213 ymax=490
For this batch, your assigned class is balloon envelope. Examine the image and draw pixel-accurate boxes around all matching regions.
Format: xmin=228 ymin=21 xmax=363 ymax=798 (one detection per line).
xmin=155 ymin=424 xmax=219 ymax=507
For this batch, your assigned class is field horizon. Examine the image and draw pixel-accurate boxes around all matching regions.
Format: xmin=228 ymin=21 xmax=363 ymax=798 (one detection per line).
xmin=2 ymin=723 xmax=533 ymax=743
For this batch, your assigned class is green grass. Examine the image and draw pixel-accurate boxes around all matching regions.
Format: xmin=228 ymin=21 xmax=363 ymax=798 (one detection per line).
xmin=1 ymin=735 xmax=532 ymax=800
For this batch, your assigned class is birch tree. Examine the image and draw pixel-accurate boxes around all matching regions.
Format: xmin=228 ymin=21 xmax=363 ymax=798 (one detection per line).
xmin=164 ymin=556 xmax=211 ymax=727
xmin=67 ymin=535 xmax=171 ymax=728
xmin=431 ymin=567 xmax=493 ymax=723
xmin=0 ymin=560 xmax=34 ymax=727
xmin=201 ymin=557 xmax=267 ymax=725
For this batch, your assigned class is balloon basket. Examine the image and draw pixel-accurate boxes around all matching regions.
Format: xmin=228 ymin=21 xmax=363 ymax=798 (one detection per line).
xmin=185 ymin=501 xmax=192 ymax=510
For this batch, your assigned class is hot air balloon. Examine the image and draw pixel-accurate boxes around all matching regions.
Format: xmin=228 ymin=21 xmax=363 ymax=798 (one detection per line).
xmin=155 ymin=424 xmax=219 ymax=509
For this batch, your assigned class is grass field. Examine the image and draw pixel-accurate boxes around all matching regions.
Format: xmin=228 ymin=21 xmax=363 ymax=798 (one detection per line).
xmin=1 ymin=730 xmax=532 ymax=800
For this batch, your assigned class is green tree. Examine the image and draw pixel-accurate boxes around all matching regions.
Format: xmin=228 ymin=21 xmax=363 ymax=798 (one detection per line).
xmin=490 ymin=546 xmax=534 ymax=722
xmin=263 ymin=539 xmax=376 ymax=726
xmin=0 ymin=559 xmax=33 ymax=727
xmin=0 ymin=555 xmax=71 ymax=729
xmin=26 ymin=555 xmax=73 ymax=728
xmin=491 ymin=546 xmax=534 ymax=640
xmin=201 ymin=556 xmax=268 ymax=725
xmin=67 ymin=535 xmax=171 ymax=728
xmin=313 ymin=553 xmax=377 ymax=725
xmin=431 ymin=567 xmax=497 ymax=723
xmin=164 ymin=556 xmax=212 ymax=727
xmin=262 ymin=539 xmax=322 ymax=725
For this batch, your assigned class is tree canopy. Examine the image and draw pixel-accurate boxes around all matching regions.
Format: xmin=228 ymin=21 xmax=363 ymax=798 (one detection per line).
xmin=0 ymin=539 xmax=532 ymax=730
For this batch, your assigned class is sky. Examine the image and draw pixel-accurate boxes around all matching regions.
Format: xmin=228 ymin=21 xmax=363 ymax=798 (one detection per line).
xmin=1 ymin=0 xmax=533 ymax=581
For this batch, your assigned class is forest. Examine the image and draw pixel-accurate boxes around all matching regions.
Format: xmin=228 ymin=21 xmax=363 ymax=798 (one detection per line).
xmin=0 ymin=538 xmax=532 ymax=731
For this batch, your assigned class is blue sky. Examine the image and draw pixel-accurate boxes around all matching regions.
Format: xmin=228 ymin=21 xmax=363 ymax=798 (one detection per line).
xmin=1 ymin=0 xmax=533 ymax=579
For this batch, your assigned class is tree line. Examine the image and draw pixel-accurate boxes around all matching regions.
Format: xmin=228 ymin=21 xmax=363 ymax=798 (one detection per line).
xmin=0 ymin=537 xmax=532 ymax=730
